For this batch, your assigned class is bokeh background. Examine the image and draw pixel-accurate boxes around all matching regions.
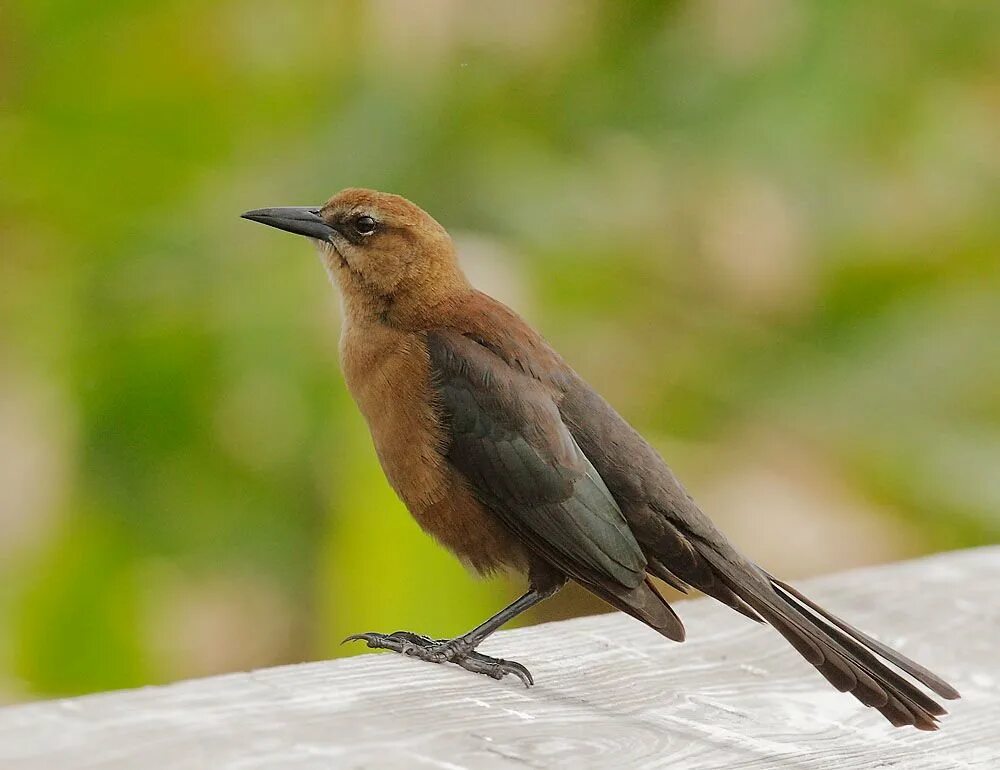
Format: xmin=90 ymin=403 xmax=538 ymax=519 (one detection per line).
xmin=1 ymin=0 xmax=998 ymax=703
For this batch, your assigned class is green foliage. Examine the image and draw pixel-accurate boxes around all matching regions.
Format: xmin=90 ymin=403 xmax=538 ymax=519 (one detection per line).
xmin=14 ymin=517 xmax=150 ymax=693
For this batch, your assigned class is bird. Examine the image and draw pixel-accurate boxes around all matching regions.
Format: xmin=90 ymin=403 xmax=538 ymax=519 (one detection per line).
xmin=242 ymin=188 xmax=960 ymax=730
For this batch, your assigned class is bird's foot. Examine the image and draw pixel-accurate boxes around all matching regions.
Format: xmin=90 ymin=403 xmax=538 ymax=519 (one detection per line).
xmin=342 ymin=630 xmax=533 ymax=687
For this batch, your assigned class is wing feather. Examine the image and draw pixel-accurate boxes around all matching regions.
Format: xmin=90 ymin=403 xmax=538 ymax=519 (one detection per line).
xmin=428 ymin=330 xmax=646 ymax=590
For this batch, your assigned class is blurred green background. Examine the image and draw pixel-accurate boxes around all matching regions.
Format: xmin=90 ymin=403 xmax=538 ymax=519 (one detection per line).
xmin=1 ymin=0 xmax=998 ymax=702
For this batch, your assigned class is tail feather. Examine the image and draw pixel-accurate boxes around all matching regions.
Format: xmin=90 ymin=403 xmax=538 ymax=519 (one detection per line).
xmin=770 ymin=581 xmax=950 ymax=717
xmin=768 ymin=574 xmax=960 ymax=701
xmin=648 ymin=558 xmax=764 ymax=624
xmin=736 ymin=585 xmax=940 ymax=729
xmin=697 ymin=548 xmax=957 ymax=730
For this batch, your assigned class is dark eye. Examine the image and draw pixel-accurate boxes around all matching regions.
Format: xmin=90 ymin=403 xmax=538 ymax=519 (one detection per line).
xmin=354 ymin=215 xmax=377 ymax=235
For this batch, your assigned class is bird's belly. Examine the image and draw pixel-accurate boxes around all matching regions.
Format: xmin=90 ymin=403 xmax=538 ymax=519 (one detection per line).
xmin=411 ymin=473 xmax=529 ymax=576
xmin=341 ymin=324 xmax=525 ymax=575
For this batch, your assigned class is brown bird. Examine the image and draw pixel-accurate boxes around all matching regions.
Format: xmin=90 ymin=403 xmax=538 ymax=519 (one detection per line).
xmin=242 ymin=189 xmax=959 ymax=730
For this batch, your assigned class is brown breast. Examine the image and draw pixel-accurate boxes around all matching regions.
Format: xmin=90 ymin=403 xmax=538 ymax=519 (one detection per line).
xmin=339 ymin=318 xmax=526 ymax=575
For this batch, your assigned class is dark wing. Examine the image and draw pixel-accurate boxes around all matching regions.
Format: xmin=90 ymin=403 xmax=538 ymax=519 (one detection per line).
xmin=427 ymin=330 xmax=684 ymax=639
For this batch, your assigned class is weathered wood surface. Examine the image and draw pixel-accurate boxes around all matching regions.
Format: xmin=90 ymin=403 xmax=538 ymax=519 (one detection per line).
xmin=1 ymin=547 xmax=998 ymax=770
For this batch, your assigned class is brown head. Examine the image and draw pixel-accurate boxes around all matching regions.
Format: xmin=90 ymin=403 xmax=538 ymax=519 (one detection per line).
xmin=242 ymin=188 xmax=469 ymax=326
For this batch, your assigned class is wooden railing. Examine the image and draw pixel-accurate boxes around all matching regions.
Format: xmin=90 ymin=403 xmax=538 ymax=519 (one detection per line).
xmin=1 ymin=547 xmax=996 ymax=769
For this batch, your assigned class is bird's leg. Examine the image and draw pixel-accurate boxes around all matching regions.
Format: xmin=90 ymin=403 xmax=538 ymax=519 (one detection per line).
xmin=343 ymin=586 xmax=560 ymax=687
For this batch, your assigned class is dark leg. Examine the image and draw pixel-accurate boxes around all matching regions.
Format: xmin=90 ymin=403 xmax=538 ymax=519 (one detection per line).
xmin=343 ymin=585 xmax=561 ymax=687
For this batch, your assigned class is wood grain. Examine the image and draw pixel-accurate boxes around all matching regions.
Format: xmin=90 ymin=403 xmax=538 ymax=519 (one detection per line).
xmin=1 ymin=547 xmax=998 ymax=769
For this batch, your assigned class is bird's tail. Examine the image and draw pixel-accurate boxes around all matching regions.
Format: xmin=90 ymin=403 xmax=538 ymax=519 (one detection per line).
xmin=699 ymin=550 xmax=960 ymax=730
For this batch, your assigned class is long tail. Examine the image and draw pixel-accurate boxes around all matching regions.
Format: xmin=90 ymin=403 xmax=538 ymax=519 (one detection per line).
xmin=699 ymin=549 xmax=960 ymax=730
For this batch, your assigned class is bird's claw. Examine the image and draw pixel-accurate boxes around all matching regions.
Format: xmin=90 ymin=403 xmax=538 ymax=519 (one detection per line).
xmin=453 ymin=653 xmax=534 ymax=687
xmin=342 ymin=631 xmax=431 ymax=654
xmin=342 ymin=630 xmax=534 ymax=687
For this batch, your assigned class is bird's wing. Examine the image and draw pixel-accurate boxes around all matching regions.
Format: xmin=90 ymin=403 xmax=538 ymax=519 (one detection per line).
xmin=426 ymin=329 xmax=646 ymax=590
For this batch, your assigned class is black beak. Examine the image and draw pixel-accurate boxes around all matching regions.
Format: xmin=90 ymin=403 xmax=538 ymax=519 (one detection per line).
xmin=240 ymin=206 xmax=335 ymax=241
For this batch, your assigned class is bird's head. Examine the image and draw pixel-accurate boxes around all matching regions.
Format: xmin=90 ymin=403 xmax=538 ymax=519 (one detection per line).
xmin=242 ymin=188 xmax=468 ymax=325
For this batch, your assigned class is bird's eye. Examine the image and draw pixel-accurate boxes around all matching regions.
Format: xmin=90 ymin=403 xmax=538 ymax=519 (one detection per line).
xmin=354 ymin=215 xmax=377 ymax=235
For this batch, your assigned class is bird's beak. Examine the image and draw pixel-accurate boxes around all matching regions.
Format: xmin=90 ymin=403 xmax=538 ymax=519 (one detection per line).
xmin=240 ymin=206 xmax=335 ymax=241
